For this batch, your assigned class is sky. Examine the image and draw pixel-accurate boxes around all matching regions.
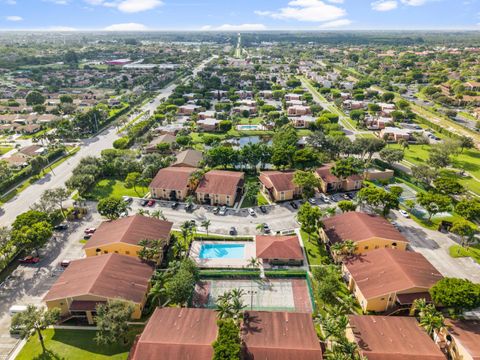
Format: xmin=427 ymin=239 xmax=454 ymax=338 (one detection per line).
xmin=0 ymin=0 xmax=479 ymax=31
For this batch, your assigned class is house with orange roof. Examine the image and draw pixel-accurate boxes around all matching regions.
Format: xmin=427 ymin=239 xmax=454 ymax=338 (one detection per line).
xmin=196 ymin=170 xmax=244 ymax=207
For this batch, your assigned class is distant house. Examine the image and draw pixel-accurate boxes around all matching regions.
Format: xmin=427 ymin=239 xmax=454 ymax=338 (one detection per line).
xmin=380 ymin=127 xmax=412 ymax=142
xmin=364 ymin=168 xmax=394 ymax=181
xmin=83 ymin=215 xmax=173 ymax=263
xmin=465 ymin=81 xmax=480 ymax=91
xmin=172 ymin=149 xmax=203 ymax=168
xmin=347 ymin=315 xmax=445 ymax=359
xmin=178 ymin=104 xmax=202 ymax=115
xmin=320 ymin=212 xmax=409 ymax=254
xmin=258 ymin=90 xmax=273 ymax=99
xmin=197 ymin=118 xmax=221 ymax=132
xmin=129 ymin=308 xmax=218 ymax=360
xmin=18 ymin=145 xmax=45 ymax=157
xmin=259 ymin=171 xmax=301 ymax=202
xmin=149 ymin=167 xmax=197 ymax=201
xmin=285 ymin=93 xmax=302 ymax=101
xmin=145 ymin=133 xmax=176 ymax=153
xmin=44 ymin=254 xmax=153 ymax=324
xmin=196 ymin=170 xmax=244 ymax=207
xmin=242 ymin=311 xmax=323 ymax=360
xmin=233 ymin=105 xmax=257 ymax=116
xmin=198 ymin=110 xmax=216 ymax=120
xmin=289 ymin=115 xmax=316 ymax=128
xmin=343 ymin=248 xmax=442 ymax=312
xmin=442 ymin=319 xmax=480 ymax=360
xmin=315 ymin=164 xmax=362 ymax=193
xmin=255 ymin=235 xmax=304 ymax=266
xmin=287 ymin=105 xmax=311 ymax=117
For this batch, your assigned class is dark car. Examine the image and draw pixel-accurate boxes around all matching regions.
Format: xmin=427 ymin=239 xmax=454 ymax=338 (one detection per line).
xmin=289 ymin=201 xmax=298 ymax=209
xmin=83 ymin=234 xmax=92 ymax=240
xmin=147 ymin=200 xmax=155 ymax=207
xmin=140 ymin=199 xmax=148 ymax=206
xmin=229 ymin=227 xmax=237 ymax=235
xmin=54 ymin=223 xmax=68 ymax=231
xmin=60 ymin=260 xmax=70 ymax=268
xmin=19 ymin=256 xmax=40 ymax=264
xmin=171 ymin=202 xmax=179 ymax=209
xmin=185 ymin=203 xmax=193 ymax=212
xmin=259 ymin=205 xmax=267 ymax=213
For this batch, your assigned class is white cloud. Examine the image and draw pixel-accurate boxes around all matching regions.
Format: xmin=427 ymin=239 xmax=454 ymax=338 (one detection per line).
xmin=5 ymin=15 xmax=22 ymax=21
xmin=318 ymin=18 xmax=351 ymax=28
xmin=371 ymin=0 xmax=398 ymax=11
xmin=400 ymin=0 xmax=427 ymax=5
xmin=104 ymin=22 xmax=148 ymax=31
xmin=84 ymin=0 xmax=163 ymax=13
xmin=326 ymin=0 xmax=344 ymax=3
xmin=44 ymin=0 xmax=70 ymax=4
xmin=256 ymin=0 xmax=346 ymax=22
xmin=201 ymin=23 xmax=267 ymax=31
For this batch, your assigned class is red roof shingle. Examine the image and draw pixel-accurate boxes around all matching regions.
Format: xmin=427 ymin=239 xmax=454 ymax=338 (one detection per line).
xmin=259 ymin=171 xmax=297 ymax=192
xmin=255 ymin=235 xmax=304 ymax=260
xmin=196 ymin=170 xmax=244 ymax=197
xmin=149 ymin=166 xmax=197 ymax=191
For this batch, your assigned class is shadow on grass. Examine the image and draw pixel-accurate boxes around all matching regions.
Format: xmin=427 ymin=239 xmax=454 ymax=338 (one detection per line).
xmin=32 ymin=350 xmax=65 ymax=360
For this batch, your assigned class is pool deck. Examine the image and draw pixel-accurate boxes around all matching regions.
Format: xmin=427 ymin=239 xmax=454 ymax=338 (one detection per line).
xmin=190 ymin=240 xmax=256 ymax=268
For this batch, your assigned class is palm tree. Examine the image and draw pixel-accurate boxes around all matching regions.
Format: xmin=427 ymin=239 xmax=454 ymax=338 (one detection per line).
xmin=330 ymin=242 xmax=345 ymax=262
xmin=137 ymin=209 xmax=150 ymax=216
xmin=343 ymin=240 xmax=357 ymax=257
xmin=410 ymin=298 xmax=428 ymax=317
xmin=325 ymin=206 xmax=337 ymax=217
xmin=247 ymin=257 xmax=260 ymax=269
xmin=216 ymin=301 xmax=233 ymax=320
xmin=201 ymin=219 xmax=211 ymax=235
xmin=185 ymin=195 xmax=195 ymax=207
xmin=417 ymin=304 xmax=445 ymax=338
xmin=151 ymin=209 xmax=167 ymax=221
xmin=148 ymin=281 xmax=165 ymax=307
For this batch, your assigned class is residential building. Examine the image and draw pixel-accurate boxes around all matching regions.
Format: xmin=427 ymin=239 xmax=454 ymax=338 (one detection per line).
xmin=196 ymin=170 xmax=244 ymax=207
xmin=198 ymin=110 xmax=216 ymax=120
xmin=144 ymin=133 xmax=176 ymax=153
xmin=255 ymin=235 xmax=304 ymax=266
xmin=287 ymin=105 xmax=311 ymax=116
xmin=442 ymin=319 xmax=480 ymax=360
xmin=315 ymin=164 xmax=363 ymax=193
xmin=44 ymin=254 xmax=153 ymax=324
xmin=197 ymin=118 xmax=221 ymax=132
xmin=347 ymin=315 xmax=446 ymax=359
xmin=242 ymin=311 xmax=323 ymax=360
xmin=172 ymin=149 xmax=203 ymax=168
xmin=149 ymin=167 xmax=197 ymax=201
xmin=380 ymin=127 xmax=412 ymax=142
xmin=343 ymin=248 xmax=443 ymax=312
xmin=178 ymin=104 xmax=202 ymax=115
xmin=289 ymin=115 xmax=316 ymax=128
xmin=320 ymin=212 xmax=409 ymax=254
xmin=364 ymin=168 xmax=394 ymax=181
xmin=129 ymin=308 xmax=218 ymax=360
xmin=83 ymin=215 xmax=173 ymax=263
xmin=285 ymin=93 xmax=302 ymax=101
xmin=259 ymin=171 xmax=302 ymax=202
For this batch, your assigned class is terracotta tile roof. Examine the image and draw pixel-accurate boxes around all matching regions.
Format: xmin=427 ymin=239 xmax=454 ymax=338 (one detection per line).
xmin=242 ymin=311 xmax=323 ymax=360
xmin=445 ymin=319 xmax=480 ymax=360
xmin=84 ymin=215 xmax=173 ymax=250
xmin=348 ymin=315 xmax=445 ymax=360
xmin=344 ymin=248 xmax=443 ymax=299
xmin=315 ymin=164 xmax=340 ymax=183
xmin=259 ymin=171 xmax=297 ymax=192
xmin=130 ymin=308 xmax=218 ymax=360
xmin=196 ymin=170 xmax=244 ymax=197
xmin=149 ymin=167 xmax=196 ymax=192
xmin=172 ymin=149 xmax=203 ymax=167
xmin=322 ymin=212 xmax=408 ymax=244
xmin=255 ymin=235 xmax=304 ymax=260
xmin=43 ymin=254 xmax=153 ymax=303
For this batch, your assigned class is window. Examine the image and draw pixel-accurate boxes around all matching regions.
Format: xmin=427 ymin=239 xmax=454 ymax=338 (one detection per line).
xmin=114 ymin=251 xmax=118 ymax=253
xmin=126 ymin=251 xmax=130 ymax=255
xmin=364 ymin=246 xmax=369 ymax=250
xmin=103 ymin=250 xmax=108 ymax=254
xmin=375 ymin=245 xmax=379 ymax=249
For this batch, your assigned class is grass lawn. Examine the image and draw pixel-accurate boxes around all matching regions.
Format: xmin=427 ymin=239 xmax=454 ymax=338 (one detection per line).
xmin=86 ymin=179 xmax=147 ymax=201
xmin=16 ymin=328 xmax=141 ymax=360
xmin=449 ymin=244 xmax=480 ymax=264
xmin=299 ymin=230 xmax=330 ymax=266
xmin=0 ymin=146 xmax=13 ymax=155
xmin=238 ymin=117 xmax=263 ymax=125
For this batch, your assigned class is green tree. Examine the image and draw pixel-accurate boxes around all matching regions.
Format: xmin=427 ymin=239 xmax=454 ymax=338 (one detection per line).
xmin=201 ymin=219 xmax=211 ymax=235
xmin=163 ymin=259 xmax=199 ymax=306
xmin=357 ymin=186 xmax=400 ymax=217
xmin=337 ymin=200 xmax=356 ymax=213
xmin=12 ymin=210 xmax=50 ymax=231
xmin=331 ymin=157 xmax=363 ymax=181
xmin=271 ymin=124 xmax=297 ymax=169
xmin=416 ymin=192 xmax=451 ymax=220
xmin=455 ymin=198 xmax=480 ymax=221
xmin=37 ymin=187 xmax=70 ymax=217
xmin=379 ymin=148 xmax=404 ymax=167
xmin=312 ymin=265 xmax=342 ymax=304
xmin=124 ymin=172 xmax=142 ymax=195
xmin=430 ymin=278 xmax=480 ymax=311
xmin=450 ymin=219 xmax=477 ymax=252
xmin=411 ymin=165 xmax=437 ymax=186
xmin=97 ymin=197 xmax=129 ymax=220
xmin=12 ymin=221 xmax=53 ymax=256
xmin=297 ymin=202 xmax=323 ymax=241
xmin=292 ymin=170 xmax=320 ymax=199
xmin=212 ymin=319 xmax=241 ymax=360
xmin=243 ymin=182 xmax=260 ymax=206
xmin=433 ymin=176 xmax=464 ymax=195
xmin=11 ymin=306 xmax=60 ymax=354
xmin=26 ymin=91 xmax=46 ymax=106
xmin=95 ymin=300 xmax=135 ymax=345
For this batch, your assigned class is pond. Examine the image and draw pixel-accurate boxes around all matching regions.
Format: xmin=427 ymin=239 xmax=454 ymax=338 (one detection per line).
xmin=237 ymin=136 xmax=272 ymax=148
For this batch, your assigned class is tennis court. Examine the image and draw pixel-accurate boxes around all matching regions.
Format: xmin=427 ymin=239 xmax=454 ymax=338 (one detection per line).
xmin=193 ymin=278 xmax=313 ymax=312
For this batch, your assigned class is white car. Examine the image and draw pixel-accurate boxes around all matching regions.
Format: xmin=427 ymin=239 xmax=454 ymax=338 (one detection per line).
xmin=247 ymin=208 xmax=256 ymax=216
xmin=218 ymin=206 xmax=227 ymax=216
xmin=308 ymin=198 xmax=316 ymax=205
xmin=399 ymin=210 xmax=410 ymax=218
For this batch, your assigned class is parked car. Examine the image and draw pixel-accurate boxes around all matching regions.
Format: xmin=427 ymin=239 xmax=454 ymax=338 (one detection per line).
xmin=171 ymin=202 xmax=179 ymax=209
xmin=122 ymin=196 xmax=133 ymax=204
xmin=320 ymin=194 xmax=330 ymax=203
xmin=140 ymin=199 xmax=148 ymax=206
xmin=262 ymin=223 xmax=271 ymax=234
xmin=53 ymin=223 xmax=68 ymax=231
xmin=342 ymin=193 xmax=350 ymax=200
xmin=185 ymin=203 xmax=193 ymax=212
xmin=147 ymin=200 xmax=155 ymax=207
xmin=19 ymin=256 xmax=40 ymax=264
xmin=399 ymin=210 xmax=410 ymax=218
xmin=83 ymin=234 xmax=92 ymax=240
xmin=60 ymin=260 xmax=70 ymax=268
xmin=247 ymin=208 xmax=256 ymax=216
xmin=218 ymin=206 xmax=227 ymax=216
xmin=308 ymin=198 xmax=316 ymax=205
xmin=84 ymin=227 xmax=96 ymax=234
xmin=190 ymin=220 xmax=196 ymax=226
xmin=229 ymin=227 xmax=237 ymax=236
xmin=259 ymin=205 xmax=267 ymax=213
xmin=212 ymin=207 xmax=220 ymax=215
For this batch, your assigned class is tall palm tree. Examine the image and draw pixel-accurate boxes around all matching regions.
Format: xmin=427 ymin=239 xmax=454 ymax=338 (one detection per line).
xmin=410 ymin=298 xmax=428 ymax=317
xmin=418 ymin=305 xmax=445 ymax=337
xmin=151 ymin=209 xmax=167 ymax=221
xmin=247 ymin=257 xmax=260 ymax=269
xmin=343 ymin=240 xmax=357 ymax=257
xmin=201 ymin=219 xmax=211 ymax=235
xmin=330 ymin=242 xmax=345 ymax=262
xmin=148 ymin=281 xmax=165 ymax=307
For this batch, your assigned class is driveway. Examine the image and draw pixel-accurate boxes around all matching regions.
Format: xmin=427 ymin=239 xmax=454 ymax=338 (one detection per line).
xmin=391 ymin=211 xmax=480 ymax=283
xmin=0 ymin=204 xmax=102 ymax=359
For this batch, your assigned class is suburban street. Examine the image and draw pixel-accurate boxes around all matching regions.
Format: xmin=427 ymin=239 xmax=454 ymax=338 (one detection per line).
xmin=0 ymin=56 xmax=215 ymax=228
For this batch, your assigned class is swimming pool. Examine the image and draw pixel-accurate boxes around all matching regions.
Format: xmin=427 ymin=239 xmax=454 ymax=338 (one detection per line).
xmin=199 ymin=243 xmax=245 ymax=259
xmin=236 ymin=124 xmax=265 ymax=131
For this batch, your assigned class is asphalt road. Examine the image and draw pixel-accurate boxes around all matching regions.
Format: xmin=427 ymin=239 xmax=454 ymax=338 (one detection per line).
xmin=0 ymin=56 xmax=215 ymax=228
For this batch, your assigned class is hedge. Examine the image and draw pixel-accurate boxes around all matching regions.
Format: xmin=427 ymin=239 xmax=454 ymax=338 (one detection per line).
xmin=199 ymin=269 xmax=308 ymax=279
xmin=193 ymin=234 xmax=254 ymax=242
